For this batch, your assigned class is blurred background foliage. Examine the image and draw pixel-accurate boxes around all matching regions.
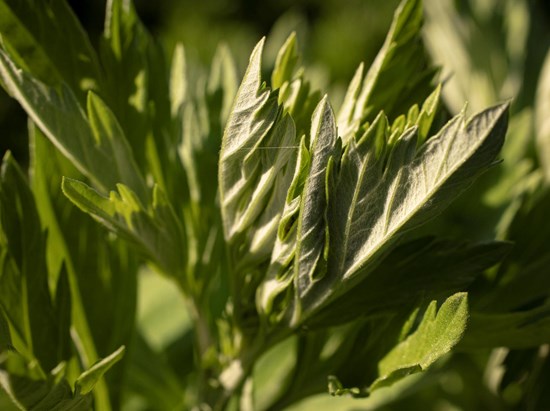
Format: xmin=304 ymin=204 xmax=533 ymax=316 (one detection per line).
xmin=2 ymin=0 xmax=550 ymax=168
xmin=1 ymin=0 xmax=550 ymax=410
xmin=1 ymin=0 xmax=549 ymax=154
xmin=0 ymin=0 xmax=402 ymax=167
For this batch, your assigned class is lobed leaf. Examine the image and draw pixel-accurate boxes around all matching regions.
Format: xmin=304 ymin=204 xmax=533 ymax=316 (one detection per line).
xmin=295 ymin=103 xmax=508 ymax=322
xmin=368 ymin=293 xmax=469 ymax=392
xmin=219 ymin=38 xmax=299 ymax=270
xmin=62 ymin=178 xmax=186 ymax=279
xmin=218 ymin=38 xmax=279 ymax=240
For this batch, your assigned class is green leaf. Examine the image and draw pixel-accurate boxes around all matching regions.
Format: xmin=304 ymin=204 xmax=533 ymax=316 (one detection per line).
xmin=257 ymin=136 xmax=310 ymax=321
xmin=0 ymin=51 xmax=147 ymax=200
xmin=0 ymin=153 xmax=65 ymax=372
xmin=219 ymin=38 xmax=298 ymax=268
xmin=536 ymin=49 xmax=550 ymax=182
xmin=208 ymin=43 xmax=239 ymax=126
xmin=369 ymin=293 xmax=469 ymax=392
xmin=310 ymin=238 xmax=511 ymax=327
xmin=273 ymin=34 xmax=322 ymax=138
xmin=0 ymin=366 xmax=92 ymax=411
xmin=423 ymin=0 xmax=528 ymax=114
xmin=75 ymin=346 xmax=125 ymax=396
xmin=218 ymin=38 xmax=279 ymax=240
xmin=0 ymin=0 xmax=102 ymax=99
xmin=0 ymin=309 xmax=12 ymax=352
xmin=100 ymin=0 xmax=154 ymax=170
xmin=293 ymin=97 xmax=338 ymax=308
xmin=61 ymin=178 xmax=186 ymax=279
xmin=86 ymin=92 xmax=148 ymax=201
xmin=30 ymin=126 xmax=136 ymax=410
xmin=297 ymin=103 xmax=508 ymax=321
xmin=461 ymin=303 xmax=550 ymax=349
xmin=338 ymin=0 xmax=436 ymax=142
xmin=271 ymin=32 xmax=299 ymax=90
xmin=169 ymin=43 xmax=188 ymax=118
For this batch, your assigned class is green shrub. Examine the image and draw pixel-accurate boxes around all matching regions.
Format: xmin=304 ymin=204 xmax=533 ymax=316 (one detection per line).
xmin=1 ymin=0 xmax=549 ymax=410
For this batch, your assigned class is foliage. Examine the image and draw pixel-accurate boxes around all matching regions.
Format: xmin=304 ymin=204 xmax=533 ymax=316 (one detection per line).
xmin=0 ymin=0 xmax=549 ymax=410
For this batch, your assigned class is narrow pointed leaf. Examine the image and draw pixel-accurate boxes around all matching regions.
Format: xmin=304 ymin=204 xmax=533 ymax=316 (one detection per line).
xmin=62 ymin=178 xmax=185 ymax=279
xmin=208 ymin=43 xmax=238 ymax=125
xmin=294 ymin=97 xmax=337 ymax=301
xmin=0 ymin=153 xmax=61 ymax=372
xmin=170 ymin=44 xmax=188 ymax=118
xmin=219 ymin=38 xmax=278 ymax=240
xmin=339 ymin=0 xmax=436 ymax=141
xmin=271 ymin=32 xmax=299 ymax=90
xmin=75 ymin=346 xmax=125 ymax=396
xmin=0 ymin=51 xmax=147 ymax=200
xmin=0 ymin=0 xmax=102 ymax=98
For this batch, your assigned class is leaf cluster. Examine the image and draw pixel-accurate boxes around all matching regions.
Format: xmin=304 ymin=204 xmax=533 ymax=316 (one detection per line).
xmin=0 ymin=0 xmax=549 ymax=410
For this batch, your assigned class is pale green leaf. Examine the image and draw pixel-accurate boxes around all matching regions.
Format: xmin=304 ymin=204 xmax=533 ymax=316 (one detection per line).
xmin=273 ymin=34 xmax=321 ymax=138
xmin=296 ymin=103 xmax=508 ymax=322
xmin=219 ymin=38 xmax=276 ymax=239
xmin=170 ymin=44 xmax=187 ymax=118
xmin=424 ymin=0 xmax=528 ymax=114
xmin=294 ymin=96 xmax=338 ymax=302
xmin=242 ymin=114 xmax=297 ymax=265
xmin=337 ymin=63 xmax=364 ymax=140
xmin=219 ymin=38 xmax=297 ymax=256
xmin=257 ymin=137 xmax=310 ymax=321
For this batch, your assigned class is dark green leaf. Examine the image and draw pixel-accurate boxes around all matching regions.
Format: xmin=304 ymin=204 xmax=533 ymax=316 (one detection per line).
xmin=0 ymin=0 xmax=102 ymax=99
